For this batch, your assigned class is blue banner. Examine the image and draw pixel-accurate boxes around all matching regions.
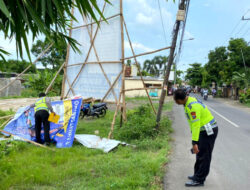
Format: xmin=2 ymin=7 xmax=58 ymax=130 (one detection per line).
xmin=3 ymin=98 xmax=82 ymax=148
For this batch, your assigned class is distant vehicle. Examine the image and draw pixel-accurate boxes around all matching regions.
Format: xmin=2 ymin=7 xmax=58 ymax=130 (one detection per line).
xmin=203 ymin=89 xmax=208 ymax=101
xmin=212 ymin=89 xmax=216 ymax=98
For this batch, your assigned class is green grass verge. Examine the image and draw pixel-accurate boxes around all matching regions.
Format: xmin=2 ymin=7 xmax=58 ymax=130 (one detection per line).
xmin=0 ymin=103 xmax=173 ymax=190
xmin=125 ymin=96 xmax=159 ymax=102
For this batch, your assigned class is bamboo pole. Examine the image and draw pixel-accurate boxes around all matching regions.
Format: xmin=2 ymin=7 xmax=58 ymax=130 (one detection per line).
xmin=82 ymin=15 xmax=118 ymax=104
xmin=120 ymin=0 xmax=126 ymax=122
xmin=108 ymin=64 xmax=126 ymax=139
xmin=61 ymin=7 xmax=75 ymax=100
xmin=123 ymin=46 xmax=171 ymax=60
xmin=0 ymin=44 xmax=53 ymax=93
xmin=65 ymin=74 xmax=76 ymax=96
xmin=66 ymin=61 xmax=122 ymax=67
xmin=70 ymin=13 xmax=121 ymax=30
xmin=102 ymin=70 xmax=123 ymax=102
xmin=0 ymin=129 xmax=52 ymax=150
xmin=123 ymin=20 xmax=157 ymax=114
xmin=124 ymin=87 xmax=162 ymax=92
xmin=0 ymin=117 xmax=12 ymax=128
xmin=65 ymin=3 xmax=107 ymax=98
xmin=45 ymin=62 xmax=66 ymax=94
xmin=0 ymin=115 xmax=14 ymax=120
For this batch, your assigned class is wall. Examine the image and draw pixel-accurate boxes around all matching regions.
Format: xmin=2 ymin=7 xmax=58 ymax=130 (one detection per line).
xmin=125 ymin=78 xmax=163 ymax=97
xmin=0 ymin=78 xmax=21 ymax=97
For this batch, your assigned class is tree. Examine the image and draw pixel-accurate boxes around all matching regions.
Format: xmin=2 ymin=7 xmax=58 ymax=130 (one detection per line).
xmin=143 ymin=56 xmax=168 ymax=77
xmin=24 ymin=69 xmax=62 ymax=96
xmin=185 ymin=63 xmax=203 ymax=87
xmin=0 ymin=59 xmax=36 ymax=73
xmin=0 ymin=0 xmax=109 ymax=60
xmin=31 ymin=39 xmax=67 ymax=70
xmin=176 ymin=70 xmax=183 ymax=86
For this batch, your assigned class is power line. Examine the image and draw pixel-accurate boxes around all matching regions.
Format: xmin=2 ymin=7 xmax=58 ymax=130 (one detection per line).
xmin=234 ymin=20 xmax=249 ymax=37
xmin=242 ymin=27 xmax=250 ymax=37
xmin=222 ymin=9 xmax=250 ymax=45
xmin=157 ymin=0 xmax=168 ymax=46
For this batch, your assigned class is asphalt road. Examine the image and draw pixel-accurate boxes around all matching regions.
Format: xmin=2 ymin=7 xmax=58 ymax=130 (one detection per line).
xmin=164 ymin=94 xmax=250 ymax=190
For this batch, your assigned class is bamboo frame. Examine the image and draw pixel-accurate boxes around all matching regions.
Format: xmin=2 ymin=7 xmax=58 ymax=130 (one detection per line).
xmin=124 ymin=87 xmax=162 ymax=92
xmin=0 ymin=44 xmax=53 ymax=94
xmin=65 ymin=61 xmax=122 ymax=68
xmin=120 ymin=0 xmax=126 ymax=122
xmin=61 ymin=7 xmax=75 ymax=99
xmin=102 ymin=70 xmax=123 ymax=102
xmin=0 ymin=115 xmax=14 ymax=120
xmin=0 ymin=117 xmax=12 ymax=128
xmin=65 ymin=74 xmax=76 ymax=96
xmin=82 ymin=15 xmax=118 ymax=104
xmin=123 ymin=46 xmax=171 ymax=60
xmin=0 ymin=129 xmax=52 ymax=150
xmin=108 ymin=64 xmax=125 ymax=139
xmin=70 ymin=13 xmax=121 ymax=30
xmin=123 ymin=19 xmax=157 ymax=114
xmin=64 ymin=2 xmax=107 ymax=98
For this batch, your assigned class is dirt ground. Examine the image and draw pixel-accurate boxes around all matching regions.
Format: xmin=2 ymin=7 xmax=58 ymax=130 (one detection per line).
xmin=0 ymin=96 xmax=173 ymax=112
xmin=0 ymin=97 xmax=60 ymax=111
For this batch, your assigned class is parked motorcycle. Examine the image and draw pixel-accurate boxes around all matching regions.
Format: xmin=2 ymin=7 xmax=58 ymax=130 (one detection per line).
xmin=80 ymin=102 xmax=108 ymax=119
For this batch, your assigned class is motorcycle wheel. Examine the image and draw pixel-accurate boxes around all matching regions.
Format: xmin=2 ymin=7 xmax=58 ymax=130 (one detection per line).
xmin=99 ymin=108 xmax=107 ymax=117
xmin=79 ymin=111 xmax=85 ymax=119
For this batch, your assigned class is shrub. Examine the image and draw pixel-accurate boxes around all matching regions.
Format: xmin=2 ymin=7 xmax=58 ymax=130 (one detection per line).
xmin=115 ymin=105 xmax=172 ymax=142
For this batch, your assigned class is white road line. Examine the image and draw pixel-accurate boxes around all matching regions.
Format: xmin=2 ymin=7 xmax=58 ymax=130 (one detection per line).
xmin=207 ymin=105 xmax=240 ymax=128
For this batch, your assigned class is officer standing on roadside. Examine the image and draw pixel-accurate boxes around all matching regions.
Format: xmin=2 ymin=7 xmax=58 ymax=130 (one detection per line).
xmin=173 ymin=89 xmax=218 ymax=187
xmin=30 ymin=92 xmax=55 ymax=146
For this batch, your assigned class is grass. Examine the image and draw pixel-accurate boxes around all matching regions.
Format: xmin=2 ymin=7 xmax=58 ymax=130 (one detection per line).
xmin=0 ymin=100 xmax=173 ymax=190
xmin=125 ymin=96 xmax=159 ymax=102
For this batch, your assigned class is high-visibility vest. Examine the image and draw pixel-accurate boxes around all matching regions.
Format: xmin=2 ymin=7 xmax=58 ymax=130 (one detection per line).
xmin=34 ymin=97 xmax=49 ymax=112
xmin=184 ymin=97 xmax=215 ymax=142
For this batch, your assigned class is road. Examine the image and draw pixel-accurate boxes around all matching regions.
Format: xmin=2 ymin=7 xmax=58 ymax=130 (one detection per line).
xmin=164 ymin=94 xmax=250 ymax=190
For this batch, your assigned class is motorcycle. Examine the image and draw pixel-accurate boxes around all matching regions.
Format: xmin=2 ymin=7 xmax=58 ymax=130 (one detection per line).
xmin=203 ymin=91 xmax=208 ymax=101
xmin=80 ymin=102 xmax=108 ymax=119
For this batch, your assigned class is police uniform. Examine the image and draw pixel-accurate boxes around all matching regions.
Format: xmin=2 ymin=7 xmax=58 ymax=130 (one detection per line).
xmin=185 ymin=96 xmax=218 ymax=183
xmin=31 ymin=97 xmax=53 ymax=144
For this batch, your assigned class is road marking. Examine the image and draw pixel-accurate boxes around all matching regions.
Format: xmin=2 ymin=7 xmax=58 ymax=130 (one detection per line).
xmin=207 ymin=106 xmax=240 ymax=128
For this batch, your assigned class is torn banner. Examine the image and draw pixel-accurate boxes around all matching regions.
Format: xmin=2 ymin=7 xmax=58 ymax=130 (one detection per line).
xmin=3 ymin=98 xmax=82 ymax=148
xmin=75 ymin=134 xmax=128 ymax=153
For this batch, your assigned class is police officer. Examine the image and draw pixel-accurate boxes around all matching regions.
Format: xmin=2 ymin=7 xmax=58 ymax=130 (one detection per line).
xmin=173 ymin=89 xmax=218 ymax=187
xmin=30 ymin=92 xmax=55 ymax=146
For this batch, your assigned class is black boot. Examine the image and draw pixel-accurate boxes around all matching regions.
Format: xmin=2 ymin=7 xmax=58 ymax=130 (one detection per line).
xmin=185 ymin=180 xmax=204 ymax=187
xmin=188 ymin=175 xmax=195 ymax=180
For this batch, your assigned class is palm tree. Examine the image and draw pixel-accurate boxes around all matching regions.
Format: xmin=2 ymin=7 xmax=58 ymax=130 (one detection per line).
xmin=0 ymin=0 xmax=109 ymax=61
xmin=143 ymin=56 xmax=168 ymax=77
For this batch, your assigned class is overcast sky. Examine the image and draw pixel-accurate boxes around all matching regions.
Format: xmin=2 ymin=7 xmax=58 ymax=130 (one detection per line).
xmin=1 ymin=0 xmax=250 ymax=71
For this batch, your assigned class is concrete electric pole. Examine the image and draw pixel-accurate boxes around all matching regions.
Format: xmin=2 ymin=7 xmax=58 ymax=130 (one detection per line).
xmin=156 ymin=0 xmax=188 ymax=129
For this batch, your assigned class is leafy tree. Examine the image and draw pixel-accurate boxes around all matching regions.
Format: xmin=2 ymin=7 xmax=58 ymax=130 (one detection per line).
xmin=185 ymin=63 xmax=203 ymax=87
xmin=31 ymin=39 xmax=66 ymax=70
xmin=24 ymin=69 xmax=62 ymax=96
xmin=0 ymin=59 xmax=36 ymax=73
xmin=228 ymin=38 xmax=250 ymax=68
xmin=204 ymin=46 xmax=228 ymax=86
xmin=143 ymin=56 xmax=168 ymax=77
xmin=0 ymin=0 xmax=109 ymax=60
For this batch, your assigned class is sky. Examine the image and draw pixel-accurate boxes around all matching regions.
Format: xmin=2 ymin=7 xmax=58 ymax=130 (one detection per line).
xmin=1 ymin=0 xmax=250 ymax=72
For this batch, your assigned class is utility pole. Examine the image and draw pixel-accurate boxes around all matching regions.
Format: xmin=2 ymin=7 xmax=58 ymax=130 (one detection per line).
xmin=242 ymin=16 xmax=250 ymax=20
xmin=240 ymin=41 xmax=249 ymax=89
xmin=156 ymin=0 xmax=187 ymax=129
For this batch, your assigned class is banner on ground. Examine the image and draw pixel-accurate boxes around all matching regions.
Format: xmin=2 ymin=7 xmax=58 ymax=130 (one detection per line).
xmin=3 ymin=98 xmax=82 ymax=148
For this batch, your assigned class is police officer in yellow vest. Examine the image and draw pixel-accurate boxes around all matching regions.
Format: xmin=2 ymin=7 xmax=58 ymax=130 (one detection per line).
xmin=30 ymin=93 xmax=55 ymax=146
xmin=174 ymin=89 xmax=218 ymax=187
